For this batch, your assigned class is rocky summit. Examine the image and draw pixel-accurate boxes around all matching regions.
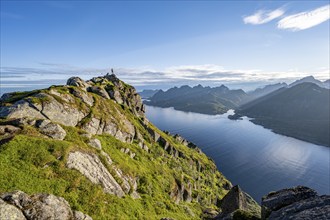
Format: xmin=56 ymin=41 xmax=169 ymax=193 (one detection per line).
xmin=0 ymin=74 xmax=328 ymax=220
xmin=0 ymin=74 xmax=233 ymax=219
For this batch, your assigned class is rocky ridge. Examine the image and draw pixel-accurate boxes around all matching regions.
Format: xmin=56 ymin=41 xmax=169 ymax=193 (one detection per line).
xmin=0 ymin=74 xmax=232 ymax=219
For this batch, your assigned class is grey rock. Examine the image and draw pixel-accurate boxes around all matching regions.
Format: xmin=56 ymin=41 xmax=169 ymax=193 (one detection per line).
xmin=72 ymin=88 xmax=94 ymax=107
xmin=170 ymin=181 xmax=184 ymax=204
xmin=81 ymin=118 xmax=101 ymax=135
xmin=74 ymin=210 xmax=93 ymax=220
xmin=130 ymin=152 xmax=136 ymax=159
xmin=2 ymin=191 xmax=73 ymax=220
xmin=147 ymin=127 xmax=160 ymax=142
xmin=219 ymin=185 xmax=260 ymax=218
xmin=48 ymin=89 xmax=75 ymax=103
xmin=268 ymin=195 xmax=330 ymax=220
xmin=67 ymin=77 xmax=89 ymax=90
xmin=102 ymin=121 xmax=118 ymax=136
xmin=0 ymin=99 xmax=46 ymax=120
xmin=87 ymin=86 xmax=110 ymax=99
xmin=88 ymin=138 xmax=102 ymax=149
xmin=261 ymin=186 xmax=317 ymax=219
xmin=174 ymin=134 xmax=188 ymax=146
xmin=0 ymin=125 xmax=21 ymax=136
xmin=0 ymin=198 xmax=26 ymax=220
xmin=1 ymin=191 xmax=92 ymax=220
xmin=203 ymin=208 xmax=219 ymax=219
xmin=138 ymin=142 xmax=149 ymax=152
xmin=66 ymin=151 xmax=125 ymax=197
xmin=100 ymin=151 xmax=113 ymax=165
xmin=36 ymin=120 xmax=67 ymax=140
xmin=35 ymin=93 xmax=86 ymax=127
xmin=105 ymin=85 xmax=124 ymax=104
xmin=113 ymin=166 xmax=140 ymax=199
xmin=1 ymin=117 xmax=36 ymax=127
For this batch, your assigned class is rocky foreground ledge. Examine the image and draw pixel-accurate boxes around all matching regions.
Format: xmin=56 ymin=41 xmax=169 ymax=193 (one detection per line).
xmin=0 ymin=190 xmax=92 ymax=220
xmin=261 ymin=186 xmax=330 ymax=220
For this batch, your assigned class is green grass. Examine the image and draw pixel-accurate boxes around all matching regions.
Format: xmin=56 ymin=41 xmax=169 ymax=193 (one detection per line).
xmin=0 ymin=123 xmax=229 ymax=219
xmin=0 ymin=80 xmax=231 ymax=219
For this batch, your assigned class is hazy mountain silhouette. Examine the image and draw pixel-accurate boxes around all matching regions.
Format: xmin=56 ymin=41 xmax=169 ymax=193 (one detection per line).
xmin=237 ymin=82 xmax=330 ymax=146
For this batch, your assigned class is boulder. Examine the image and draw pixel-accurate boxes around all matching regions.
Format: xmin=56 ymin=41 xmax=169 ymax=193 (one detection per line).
xmin=88 ymin=138 xmax=102 ymax=150
xmin=87 ymin=86 xmax=110 ymax=99
xmin=74 ymin=211 xmax=93 ymax=220
xmin=71 ymin=88 xmax=94 ymax=106
xmin=0 ymin=99 xmax=46 ymax=120
xmin=147 ymin=127 xmax=160 ymax=142
xmin=268 ymin=195 xmax=330 ymax=220
xmin=34 ymin=93 xmax=87 ymax=127
xmin=0 ymin=198 xmax=26 ymax=220
xmin=81 ymin=118 xmax=101 ymax=135
xmin=261 ymin=186 xmax=317 ymax=219
xmin=105 ymin=85 xmax=124 ymax=104
xmin=0 ymin=125 xmax=21 ymax=136
xmin=170 ymin=179 xmax=191 ymax=204
xmin=1 ymin=191 xmax=92 ymax=220
xmin=1 ymin=191 xmax=73 ymax=220
xmin=67 ymin=77 xmax=89 ymax=89
xmin=218 ymin=185 xmax=260 ymax=219
xmin=66 ymin=151 xmax=125 ymax=197
xmin=36 ymin=120 xmax=67 ymax=140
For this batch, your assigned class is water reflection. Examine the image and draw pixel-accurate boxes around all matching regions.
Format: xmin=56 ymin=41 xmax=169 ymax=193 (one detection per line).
xmin=145 ymin=105 xmax=330 ymax=202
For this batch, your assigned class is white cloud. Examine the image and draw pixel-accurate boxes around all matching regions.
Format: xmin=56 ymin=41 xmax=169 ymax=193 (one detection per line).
xmin=243 ymin=8 xmax=284 ymax=25
xmin=1 ymin=64 xmax=329 ymax=91
xmin=278 ymin=5 xmax=330 ymax=31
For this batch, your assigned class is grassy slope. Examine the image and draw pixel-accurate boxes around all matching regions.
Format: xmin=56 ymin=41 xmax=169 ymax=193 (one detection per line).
xmin=0 ymin=86 xmax=230 ymax=219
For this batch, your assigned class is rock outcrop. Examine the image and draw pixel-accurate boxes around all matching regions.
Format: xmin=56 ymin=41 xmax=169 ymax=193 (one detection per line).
xmin=261 ymin=186 xmax=329 ymax=220
xmin=36 ymin=119 xmax=67 ymax=140
xmin=216 ymin=185 xmax=260 ymax=219
xmin=0 ymin=191 xmax=92 ymax=220
xmin=66 ymin=151 xmax=125 ymax=197
xmin=0 ymin=198 xmax=26 ymax=220
xmin=0 ymin=74 xmax=248 ymax=218
xmin=0 ymin=74 xmax=143 ymax=144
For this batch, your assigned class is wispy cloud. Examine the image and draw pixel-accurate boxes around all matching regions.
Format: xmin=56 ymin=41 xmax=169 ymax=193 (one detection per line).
xmin=243 ymin=8 xmax=284 ymax=25
xmin=278 ymin=5 xmax=330 ymax=31
xmin=1 ymin=64 xmax=329 ymax=91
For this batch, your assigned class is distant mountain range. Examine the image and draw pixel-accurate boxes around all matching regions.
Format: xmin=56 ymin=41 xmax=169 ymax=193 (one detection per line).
xmin=289 ymin=75 xmax=329 ymax=88
xmin=248 ymin=83 xmax=288 ymax=99
xmin=236 ymin=82 xmax=330 ymax=147
xmin=144 ymin=76 xmax=330 ymax=146
xmin=139 ymin=89 xmax=160 ymax=99
xmin=145 ymin=84 xmax=250 ymax=115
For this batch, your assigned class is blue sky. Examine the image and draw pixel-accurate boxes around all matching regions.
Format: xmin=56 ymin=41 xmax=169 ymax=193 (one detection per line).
xmin=1 ymin=1 xmax=329 ymax=92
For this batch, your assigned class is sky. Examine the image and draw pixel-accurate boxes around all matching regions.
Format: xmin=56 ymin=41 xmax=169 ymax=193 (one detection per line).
xmin=1 ymin=1 xmax=329 ymax=93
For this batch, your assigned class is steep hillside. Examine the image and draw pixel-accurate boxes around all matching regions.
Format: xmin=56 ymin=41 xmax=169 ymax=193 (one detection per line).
xmin=0 ymin=74 xmax=240 ymax=219
xmin=146 ymin=85 xmax=250 ymax=115
xmin=236 ymin=83 xmax=330 ymax=147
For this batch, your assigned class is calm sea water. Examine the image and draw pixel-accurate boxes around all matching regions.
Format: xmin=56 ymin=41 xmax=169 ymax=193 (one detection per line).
xmin=145 ymin=105 xmax=330 ymax=202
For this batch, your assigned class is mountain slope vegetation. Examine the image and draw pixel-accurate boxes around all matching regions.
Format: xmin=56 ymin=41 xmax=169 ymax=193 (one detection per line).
xmin=0 ymin=74 xmax=238 ymax=219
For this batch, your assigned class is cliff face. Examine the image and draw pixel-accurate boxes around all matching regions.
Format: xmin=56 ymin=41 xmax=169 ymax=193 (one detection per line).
xmin=0 ymin=74 xmax=232 ymax=219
